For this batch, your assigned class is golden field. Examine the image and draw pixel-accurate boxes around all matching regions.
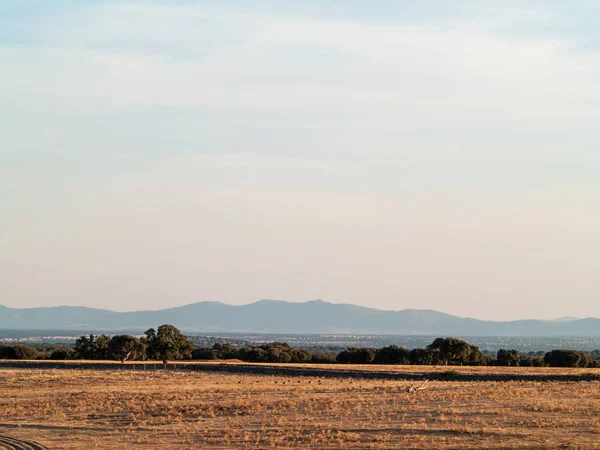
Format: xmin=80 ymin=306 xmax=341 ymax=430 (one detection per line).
xmin=1 ymin=366 xmax=600 ymax=449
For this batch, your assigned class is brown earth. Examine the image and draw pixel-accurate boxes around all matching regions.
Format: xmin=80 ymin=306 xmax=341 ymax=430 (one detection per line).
xmin=1 ymin=366 xmax=600 ymax=449
xmin=0 ymin=435 xmax=48 ymax=450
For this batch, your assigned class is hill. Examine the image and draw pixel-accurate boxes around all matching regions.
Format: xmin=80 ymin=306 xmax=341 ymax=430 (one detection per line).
xmin=1 ymin=300 xmax=599 ymax=336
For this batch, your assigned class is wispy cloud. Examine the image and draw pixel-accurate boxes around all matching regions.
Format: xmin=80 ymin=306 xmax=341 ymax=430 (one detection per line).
xmin=3 ymin=3 xmax=600 ymax=123
xmin=2 ymin=2 xmax=600 ymax=318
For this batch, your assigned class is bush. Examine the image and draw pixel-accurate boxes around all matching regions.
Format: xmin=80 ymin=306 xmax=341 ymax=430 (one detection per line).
xmin=544 ymin=349 xmax=592 ymax=368
xmin=310 ymin=351 xmax=337 ymax=364
xmin=497 ymin=349 xmax=520 ymax=366
xmin=0 ymin=344 xmax=37 ymax=360
xmin=409 ymin=348 xmax=439 ymax=365
xmin=74 ymin=334 xmax=110 ymax=360
xmin=466 ymin=346 xmax=488 ymax=366
xmin=373 ymin=345 xmax=410 ymax=364
xmin=238 ymin=347 xmax=269 ymax=362
xmin=15 ymin=344 xmax=37 ymax=359
xmin=50 ymin=348 xmax=75 ymax=360
xmin=336 ymin=347 xmax=376 ymax=364
xmin=107 ymin=335 xmax=146 ymax=363
xmin=0 ymin=344 xmax=16 ymax=359
xmin=519 ymin=355 xmax=546 ymax=367
xmin=192 ymin=348 xmax=219 ymax=360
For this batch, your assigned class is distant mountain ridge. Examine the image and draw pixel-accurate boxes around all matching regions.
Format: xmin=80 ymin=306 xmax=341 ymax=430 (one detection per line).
xmin=1 ymin=300 xmax=599 ymax=336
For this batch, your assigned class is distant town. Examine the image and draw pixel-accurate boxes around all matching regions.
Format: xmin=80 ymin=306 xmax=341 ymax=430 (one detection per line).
xmin=3 ymin=330 xmax=600 ymax=353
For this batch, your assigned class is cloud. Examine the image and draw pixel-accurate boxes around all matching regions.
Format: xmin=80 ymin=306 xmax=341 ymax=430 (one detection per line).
xmin=2 ymin=2 xmax=600 ymax=318
xmin=2 ymin=1 xmax=600 ymax=123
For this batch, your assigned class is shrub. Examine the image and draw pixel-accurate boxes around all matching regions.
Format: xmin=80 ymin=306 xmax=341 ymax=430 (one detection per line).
xmin=50 ymin=348 xmax=75 ymax=360
xmin=12 ymin=344 xmax=37 ymax=360
xmin=310 ymin=351 xmax=337 ymax=364
xmin=336 ymin=347 xmax=376 ymax=364
xmin=544 ymin=349 xmax=592 ymax=368
xmin=373 ymin=345 xmax=411 ymax=364
xmin=497 ymin=349 xmax=520 ymax=366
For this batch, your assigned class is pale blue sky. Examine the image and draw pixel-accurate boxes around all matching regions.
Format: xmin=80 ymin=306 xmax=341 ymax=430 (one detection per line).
xmin=1 ymin=1 xmax=599 ymax=320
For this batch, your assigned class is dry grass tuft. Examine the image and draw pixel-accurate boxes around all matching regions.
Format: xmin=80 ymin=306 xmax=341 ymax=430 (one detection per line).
xmin=1 ymin=368 xmax=600 ymax=448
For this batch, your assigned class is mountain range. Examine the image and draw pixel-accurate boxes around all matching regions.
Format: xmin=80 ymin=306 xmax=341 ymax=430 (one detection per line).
xmin=1 ymin=300 xmax=599 ymax=336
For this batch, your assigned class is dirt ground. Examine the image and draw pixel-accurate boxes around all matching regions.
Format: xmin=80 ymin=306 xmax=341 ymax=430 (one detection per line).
xmin=1 ymin=367 xmax=600 ymax=449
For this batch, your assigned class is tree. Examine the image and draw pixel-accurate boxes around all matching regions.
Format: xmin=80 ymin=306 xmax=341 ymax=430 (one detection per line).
xmin=95 ymin=334 xmax=110 ymax=359
xmin=144 ymin=324 xmax=194 ymax=364
xmin=235 ymin=342 xmax=312 ymax=363
xmin=13 ymin=344 xmax=38 ymax=360
xmin=519 ymin=355 xmax=546 ymax=367
xmin=310 ymin=351 xmax=337 ymax=364
xmin=0 ymin=344 xmax=37 ymax=360
xmin=50 ymin=348 xmax=74 ymax=360
xmin=291 ymin=348 xmax=311 ymax=363
xmin=108 ymin=335 xmax=146 ymax=363
xmin=544 ymin=349 xmax=592 ymax=368
xmin=74 ymin=334 xmax=110 ymax=360
xmin=373 ymin=345 xmax=411 ymax=364
xmin=336 ymin=347 xmax=376 ymax=364
xmin=497 ymin=349 xmax=520 ymax=366
xmin=268 ymin=347 xmax=292 ymax=363
xmin=74 ymin=334 xmax=97 ymax=359
xmin=427 ymin=338 xmax=472 ymax=365
xmin=466 ymin=346 xmax=488 ymax=366
xmin=408 ymin=348 xmax=439 ymax=365
xmin=192 ymin=348 xmax=220 ymax=360
xmin=213 ymin=342 xmax=236 ymax=357
xmin=238 ymin=346 xmax=269 ymax=362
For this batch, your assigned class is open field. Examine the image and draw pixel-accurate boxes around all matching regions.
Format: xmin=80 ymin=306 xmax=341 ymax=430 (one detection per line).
xmin=1 ymin=366 xmax=600 ymax=449
xmin=6 ymin=359 xmax=600 ymax=375
xmin=3 ymin=360 xmax=600 ymax=381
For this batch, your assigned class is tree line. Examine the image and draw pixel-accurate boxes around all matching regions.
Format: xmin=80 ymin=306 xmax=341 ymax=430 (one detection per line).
xmin=0 ymin=324 xmax=194 ymax=364
xmin=72 ymin=324 xmax=194 ymax=363
xmin=2 ymin=332 xmax=600 ymax=368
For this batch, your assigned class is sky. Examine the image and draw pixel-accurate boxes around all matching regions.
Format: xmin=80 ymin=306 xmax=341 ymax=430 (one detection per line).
xmin=1 ymin=1 xmax=599 ymax=320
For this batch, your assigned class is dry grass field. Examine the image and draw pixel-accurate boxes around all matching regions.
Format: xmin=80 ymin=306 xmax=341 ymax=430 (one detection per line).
xmin=1 ymin=366 xmax=600 ymax=449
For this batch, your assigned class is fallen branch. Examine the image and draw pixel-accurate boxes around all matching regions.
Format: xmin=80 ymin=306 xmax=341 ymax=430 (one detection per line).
xmin=406 ymin=380 xmax=429 ymax=393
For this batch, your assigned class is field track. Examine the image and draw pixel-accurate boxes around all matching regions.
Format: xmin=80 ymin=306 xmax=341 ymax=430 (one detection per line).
xmin=0 ymin=436 xmax=47 ymax=450
xmin=2 ymin=361 xmax=600 ymax=382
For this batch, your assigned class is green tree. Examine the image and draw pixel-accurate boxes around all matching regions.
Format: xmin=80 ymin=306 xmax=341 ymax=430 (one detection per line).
xmin=519 ymin=355 xmax=546 ymax=367
xmin=13 ymin=344 xmax=38 ymax=360
xmin=310 ymin=351 xmax=337 ymax=364
xmin=238 ymin=346 xmax=269 ymax=362
xmin=268 ymin=347 xmax=292 ymax=363
xmin=427 ymin=338 xmax=472 ymax=365
xmin=50 ymin=348 xmax=74 ymax=360
xmin=191 ymin=348 xmax=220 ymax=360
xmin=95 ymin=334 xmax=110 ymax=359
xmin=336 ymin=347 xmax=376 ymax=364
xmin=144 ymin=324 xmax=194 ymax=364
xmin=408 ymin=348 xmax=439 ymax=365
xmin=544 ymin=349 xmax=592 ymax=368
xmin=497 ymin=349 xmax=520 ymax=366
xmin=373 ymin=345 xmax=411 ymax=364
xmin=466 ymin=345 xmax=487 ymax=366
xmin=291 ymin=348 xmax=311 ymax=363
xmin=108 ymin=335 xmax=146 ymax=363
xmin=74 ymin=334 xmax=97 ymax=359
xmin=74 ymin=334 xmax=110 ymax=360
xmin=0 ymin=344 xmax=37 ymax=360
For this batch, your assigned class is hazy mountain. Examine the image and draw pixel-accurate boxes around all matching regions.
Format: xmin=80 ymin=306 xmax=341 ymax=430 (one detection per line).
xmin=1 ymin=300 xmax=599 ymax=336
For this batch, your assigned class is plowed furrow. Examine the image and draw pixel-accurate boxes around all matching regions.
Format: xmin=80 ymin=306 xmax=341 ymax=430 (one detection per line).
xmin=0 ymin=435 xmax=48 ymax=450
